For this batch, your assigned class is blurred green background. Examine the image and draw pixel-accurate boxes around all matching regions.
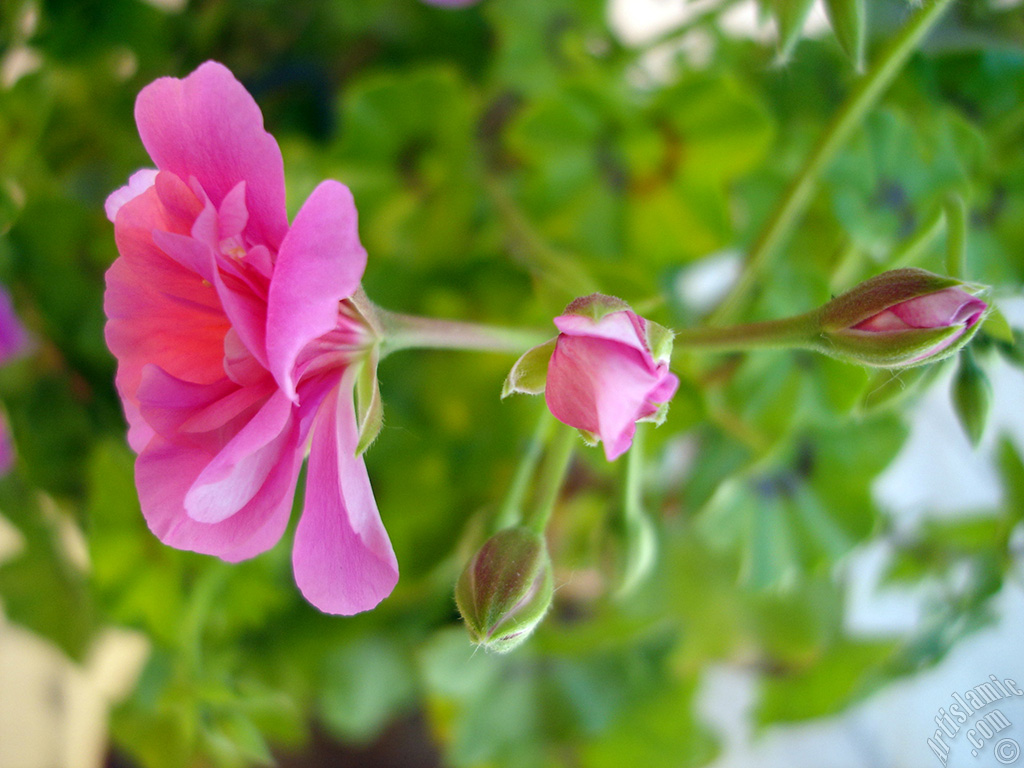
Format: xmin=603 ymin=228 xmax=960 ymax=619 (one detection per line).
xmin=1 ymin=0 xmax=1023 ymax=766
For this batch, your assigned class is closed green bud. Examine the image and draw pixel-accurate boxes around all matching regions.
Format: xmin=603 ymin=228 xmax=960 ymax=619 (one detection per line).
xmin=455 ymin=527 xmax=554 ymax=653
xmin=953 ymin=350 xmax=991 ymax=447
xmin=813 ymin=268 xmax=989 ymax=369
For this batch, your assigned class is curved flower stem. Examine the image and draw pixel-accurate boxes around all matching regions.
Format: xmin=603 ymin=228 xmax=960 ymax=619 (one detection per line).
xmin=623 ymin=422 xmax=645 ymax=524
xmin=375 ymin=308 xmax=549 ymax=358
xmin=524 ymin=421 xmax=577 ymax=535
xmin=673 ymin=311 xmax=819 ymax=354
xmin=613 ymin=423 xmax=662 ymax=597
xmin=495 ymin=408 xmax=556 ymax=531
xmin=708 ymin=0 xmax=957 ymax=325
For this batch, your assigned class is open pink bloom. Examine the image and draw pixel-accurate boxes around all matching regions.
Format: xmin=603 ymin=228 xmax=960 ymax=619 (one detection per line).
xmin=544 ymin=296 xmax=679 ymax=461
xmin=104 ymin=61 xmax=397 ymax=615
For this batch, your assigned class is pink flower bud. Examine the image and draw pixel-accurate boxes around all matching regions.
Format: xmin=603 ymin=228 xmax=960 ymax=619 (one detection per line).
xmin=816 ymin=269 xmax=988 ymax=368
xmin=544 ymin=294 xmax=678 ymax=461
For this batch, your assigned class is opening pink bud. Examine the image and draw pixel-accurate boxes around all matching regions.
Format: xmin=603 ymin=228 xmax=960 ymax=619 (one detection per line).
xmin=853 ymin=287 xmax=986 ymax=334
xmin=816 ymin=269 xmax=990 ymax=369
xmin=543 ymin=295 xmax=678 ymax=461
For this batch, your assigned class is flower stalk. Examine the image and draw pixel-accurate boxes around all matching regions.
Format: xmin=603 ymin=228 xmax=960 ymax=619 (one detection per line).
xmin=374 ymin=306 xmax=549 ymax=358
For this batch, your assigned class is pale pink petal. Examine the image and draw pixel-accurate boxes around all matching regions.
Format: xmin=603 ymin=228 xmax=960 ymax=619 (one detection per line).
xmin=134 ymin=61 xmax=288 ymax=250
xmin=266 ymin=181 xmax=367 ymax=400
xmin=154 ymin=171 xmax=204 ymax=233
xmin=546 ymin=337 xmax=670 ymax=461
xmin=185 ymin=389 xmax=294 ymax=523
xmin=105 ymin=168 xmax=158 ymax=223
xmin=553 ymin=311 xmax=650 ymax=360
xmin=136 ymin=433 xmax=302 ymax=562
xmin=890 ymin=288 xmax=986 ymax=328
xmin=217 ymin=181 xmax=249 ymax=242
xmin=151 ymin=229 xmax=216 ymax=283
xmin=292 ymin=379 xmax=398 ymax=615
xmin=212 ymin=265 xmax=269 ymax=369
xmin=136 ymin=365 xmax=272 ymax=450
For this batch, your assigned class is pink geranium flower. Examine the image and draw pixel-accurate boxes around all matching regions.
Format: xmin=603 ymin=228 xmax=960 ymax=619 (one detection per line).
xmin=544 ymin=295 xmax=678 ymax=461
xmin=104 ymin=61 xmax=397 ymax=614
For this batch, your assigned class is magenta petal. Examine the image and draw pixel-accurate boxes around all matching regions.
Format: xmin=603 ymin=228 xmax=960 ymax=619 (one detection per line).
xmin=151 ymin=229 xmax=216 ymax=283
xmin=292 ymin=379 xmax=398 ymax=615
xmin=891 ymin=288 xmax=985 ymax=328
xmin=136 ymin=433 xmax=302 ymax=562
xmin=134 ymin=61 xmax=288 ymax=250
xmin=185 ymin=389 xmax=294 ymax=524
xmin=266 ymin=181 xmax=367 ymax=400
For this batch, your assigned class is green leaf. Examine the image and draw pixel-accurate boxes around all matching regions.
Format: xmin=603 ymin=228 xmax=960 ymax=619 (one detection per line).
xmin=998 ymin=440 xmax=1024 ymax=529
xmin=319 ymin=636 xmax=417 ymax=743
xmin=983 ymin=306 xmax=1016 ymax=345
xmin=767 ymin=0 xmax=817 ymax=62
xmin=758 ymin=641 xmax=894 ymax=723
xmin=580 ymin=675 xmax=718 ymax=768
xmin=741 ymin=492 xmax=799 ymax=592
xmin=824 ymin=0 xmax=866 ymax=70
xmin=0 ymin=478 xmax=94 ymax=660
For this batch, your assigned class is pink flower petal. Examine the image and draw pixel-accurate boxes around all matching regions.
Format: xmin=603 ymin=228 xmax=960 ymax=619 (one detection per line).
xmin=185 ymin=389 xmax=295 ymax=524
xmin=292 ymin=379 xmax=398 ymax=615
xmin=545 ymin=336 xmax=674 ymax=461
xmin=266 ymin=180 xmax=367 ymax=400
xmin=553 ymin=311 xmax=650 ymax=361
xmin=136 ymin=433 xmax=302 ymax=562
xmin=890 ymin=288 xmax=986 ymax=328
xmin=105 ymin=188 xmax=232 ymax=451
xmin=136 ymin=365 xmax=272 ymax=452
xmin=105 ymin=168 xmax=158 ymax=223
xmin=134 ymin=61 xmax=289 ymax=250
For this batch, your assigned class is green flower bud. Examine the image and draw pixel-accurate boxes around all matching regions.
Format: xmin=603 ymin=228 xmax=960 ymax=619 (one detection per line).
xmin=454 ymin=527 xmax=554 ymax=653
xmin=813 ymin=268 xmax=989 ymax=369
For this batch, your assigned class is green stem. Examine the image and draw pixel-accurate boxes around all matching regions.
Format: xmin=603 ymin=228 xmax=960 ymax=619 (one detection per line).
xmin=495 ymin=409 xmax=555 ymax=531
xmin=709 ymin=0 xmax=957 ymax=325
xmin=944 ymin=194 xmax=968 ymax=280
xmin=524 ymin=422 xmax=576 ymax=534
xmin=673 ymin=311 xmax=818 ymax=354
xmin=623 ymin=421 xmax=645 ymax=526
xmin=375 ymin=308 xmax=548 ymax=357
